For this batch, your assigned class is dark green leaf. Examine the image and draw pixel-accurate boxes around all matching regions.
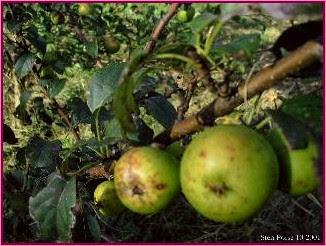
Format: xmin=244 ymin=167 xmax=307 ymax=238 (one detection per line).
xmin=26 ymin=136 xmax=62 ymax=171
xmin=4 ymin=124 xmax=17 ymax=144
xmin=56 ymin=177 xmax=76 ymax=242
xmin=268 ymin=110 xmax=308 ymax=150
xmin=15 ymin=53 xmax=35 ymax=78
xmin=104 ymin=117 xmax=123 ymax=141
xmin=189 ymin=13 xmax=218 ymax=33
xmin=29 ymin=174 xmax=76 ymax=242
xmin=39 ymin=78 xmax=65 ymax=98
xmin=281 ymin=94 xmax=322 ymax=134
xmin=14 ymin=104 xmax=31 ymax=124
xmin=87 ymin=62 xmax=127 ymax=113
xmin=144 ymin=96 xmax=177 ymax=129
xmin=87 ymin=215 xmax=101 ymax=242
xmin=68 ymin=97 xmax=94 ymax=127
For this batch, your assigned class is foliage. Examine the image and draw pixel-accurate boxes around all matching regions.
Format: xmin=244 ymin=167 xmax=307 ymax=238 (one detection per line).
xmin=3 ymin=3 xmax=323 ymax=243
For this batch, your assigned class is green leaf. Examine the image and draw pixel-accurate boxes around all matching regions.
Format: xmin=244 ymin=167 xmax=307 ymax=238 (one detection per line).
xmin=189 ymin=13 xmax=218 ymax=33
xmin=268 ymin=110 xmax=308 ymax=150
xmin=113 ymin=77 xmax=137 ymax=132
xmin=104 ymin=117 xmax=123 ymax=141
xmin=56 ymin=177 xmax=76 ymax=242
xmin=29 ymin=174 xmax=76 ymax=242
xmin=15 ymin=53 xmax=35 ymax=78
xmin=68 ymin=97 xmax=94 ymax=127
xmin=87 ymin=62 xmax=127 ymax=113
xmin=113 ymin=68 xmax=148 ymax=133
xmin=87 ymin=215 xmax=101 ymax=242
xmin=85 ymin=40 xmax=98 ymax=58
xmin=26 ymin=136 xmax=62 ymax=171
xmin=281 ymin=94 xmax=322 ymax=134
xmin=144 ymin=96 xmax=177 ymax=129
xmin=39 ymin=78 xmax=66 ymax=98
xmin=213 ymin=34 xmax=261 ymax=58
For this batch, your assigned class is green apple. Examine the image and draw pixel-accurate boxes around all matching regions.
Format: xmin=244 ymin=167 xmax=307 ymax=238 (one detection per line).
xmin=180 ymin=125 xmax=279 ymax=223
xmin=177 ymin=7 xmax=195 ymax=23
xmin=177 ymin=10 xmax=189 ymax=23
xmin=266 ymin=111 xmax=320 ymax=196
xmin=94 ymin=180 xmax=125 ymax=217
xmin=103 ymin=35 xmax=120 ymax=54
xmin=78 ymin=4 xmax=92 ymax=16
xmin=114 ymin=147 xmax=180 ymax=214
xmin=165 ymin=141 xmax=184 ymax=160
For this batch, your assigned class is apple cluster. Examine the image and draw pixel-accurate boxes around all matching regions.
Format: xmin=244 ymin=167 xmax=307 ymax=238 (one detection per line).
xmin=94 ymin=123 xmax=320 ymax=223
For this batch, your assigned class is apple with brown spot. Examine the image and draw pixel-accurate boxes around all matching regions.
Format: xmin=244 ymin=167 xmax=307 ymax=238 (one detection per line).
xmin=180 ymin=125 xmax=279 ymax=223
xmin=114 ymin=147 xmax=180 ymax=214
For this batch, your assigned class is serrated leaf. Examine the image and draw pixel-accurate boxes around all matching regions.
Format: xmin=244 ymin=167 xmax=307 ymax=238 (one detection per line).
xmin=15 ymin=53 xmax=35 ymax=78
xmin=29 ymin=174 xmax=76 ymax=242
xmin=68 ymin=97 xmax=94 ymax=127
xmin=87 ymin=215 xmax=101 ymax=242
xmin=87 ymin=62 xmax=127 ymax=113
xmin=26 ymin=136 xmax=62 ymax=171
xmin=144 ymin=96 xmax=177 ymax=129
xmin=189 ymin=13 xmax=218 ymax=33
xmin=39 ymin=78 xmax=65 ymax=98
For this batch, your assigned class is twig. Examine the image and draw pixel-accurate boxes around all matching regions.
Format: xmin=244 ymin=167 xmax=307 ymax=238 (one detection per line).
xmin=145 ymin=3 xmax=180 ymax=53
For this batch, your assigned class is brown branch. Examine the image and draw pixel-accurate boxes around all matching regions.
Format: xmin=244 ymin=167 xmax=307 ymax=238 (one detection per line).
xmin=154 ymin=41 xmax=323 ymax=145
xmin=145 ymin=3 xmax=180 ymax=53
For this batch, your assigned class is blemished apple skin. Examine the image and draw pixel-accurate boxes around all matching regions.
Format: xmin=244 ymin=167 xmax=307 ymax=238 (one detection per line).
xmin=180 ymin=125 xmax=279 ymax=223
xmin=114 ymin=147 xmax=180 ymax=215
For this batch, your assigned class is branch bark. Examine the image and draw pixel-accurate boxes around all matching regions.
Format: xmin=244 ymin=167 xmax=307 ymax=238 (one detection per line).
xmin=145 ymin=3 xmax=180 ymax=53
xmin=154 ymin=40 xmax=323 ymax=144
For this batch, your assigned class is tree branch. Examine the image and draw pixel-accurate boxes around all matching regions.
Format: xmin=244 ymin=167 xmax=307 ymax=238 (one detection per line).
xmin=145 ymin=3 xmax=180 ymax=53
xmin=154 ymin=40 xmax=323 ymax=144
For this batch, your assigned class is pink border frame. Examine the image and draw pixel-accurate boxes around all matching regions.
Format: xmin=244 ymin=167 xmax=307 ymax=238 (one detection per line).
xmin=0 ymin=1 xmax=325 ymax=245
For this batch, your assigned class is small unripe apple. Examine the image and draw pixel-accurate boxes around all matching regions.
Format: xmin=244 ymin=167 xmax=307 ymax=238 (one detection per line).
xmin=180 ymin=125 xmax=279 ymax=223
xmin=78 ymin=4 xmax=92 ymax=16
xmin=267 ymin=128 xmax=320 ymax=196
xmin=94 ymin=180 xmax=125 ymax=217
xmin=103 ymin=35 xmax=120 ymax=54
xmin=114 ymin=147 xmax=180 ymax=215
xmin=177 ymin=10 xmax=189 ymax=23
